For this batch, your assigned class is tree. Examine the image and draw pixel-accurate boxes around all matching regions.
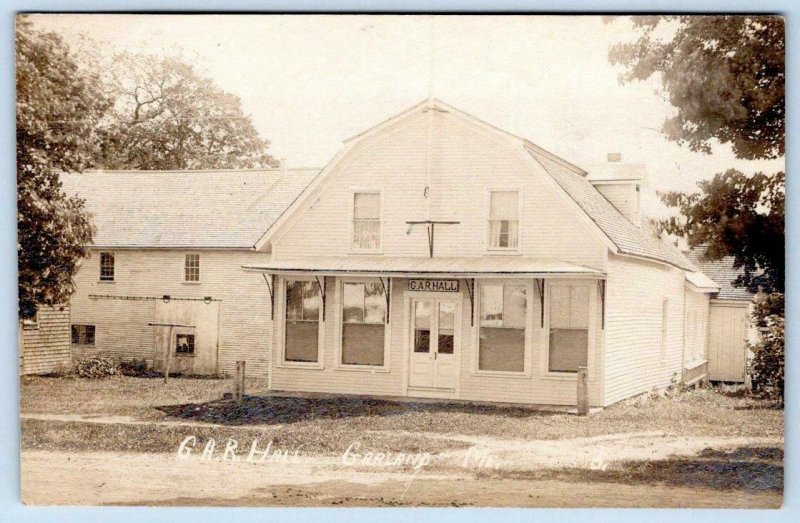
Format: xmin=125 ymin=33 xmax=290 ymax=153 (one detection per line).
xmin=16 ymin=18 xmax=109 ymax=319
xmin=659 ymin=170 xmax=784 ymax=294
xmin=608 ymin=16 xmax=784 ymax=160
xmin=95 ymin=54 xmax=277 ymax=170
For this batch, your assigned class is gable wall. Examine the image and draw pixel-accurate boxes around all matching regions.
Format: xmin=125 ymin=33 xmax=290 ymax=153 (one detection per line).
xmin=273 ymin=111 xmax=607 ymax=269
xmin=69 ymin=249 xmax=273 ymax=377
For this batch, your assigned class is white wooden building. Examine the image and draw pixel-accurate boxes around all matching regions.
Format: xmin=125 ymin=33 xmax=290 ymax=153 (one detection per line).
xmin=686 ymin=248 xmax=756 ymax=383
xmin=62 ymin=99 xmax=718 ymax=407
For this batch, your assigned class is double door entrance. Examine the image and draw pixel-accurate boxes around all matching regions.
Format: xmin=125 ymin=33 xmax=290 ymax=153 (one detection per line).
xmin=408 ymin=296 xmax=461 ymax=391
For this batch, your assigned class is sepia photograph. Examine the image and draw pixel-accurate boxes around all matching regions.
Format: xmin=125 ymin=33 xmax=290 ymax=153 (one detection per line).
xmin=14 ymin=13 xmax=785 ymax=509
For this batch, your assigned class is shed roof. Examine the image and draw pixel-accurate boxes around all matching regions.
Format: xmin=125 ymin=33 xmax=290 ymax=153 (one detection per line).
xmin=60 ymin=168 xmax=320 ymax=249
xmin=685 ymin=271 xmax=721 ymax=293
xmin=525 ymin=144 xmax=695 ymax=271
xmin=685 ymin=247 xmax=754 ymax=301
xmin=243 ymin=256 xmax=604 ymax=278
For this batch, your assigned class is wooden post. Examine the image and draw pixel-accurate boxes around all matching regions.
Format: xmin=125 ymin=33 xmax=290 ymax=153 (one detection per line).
xmin=164 ymin=325 xmax=174 ymax=384
xmin=577 ymin=366 xmax=589 ymax=416
xmin=234 ymin=361 xmax=246 ymax=402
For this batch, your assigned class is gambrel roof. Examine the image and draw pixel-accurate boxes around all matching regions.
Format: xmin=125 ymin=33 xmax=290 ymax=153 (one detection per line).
xmin=525 ymin=145 xmax=695 ymax=271
xmin=61 ymin=168 xmax=320 ymax=249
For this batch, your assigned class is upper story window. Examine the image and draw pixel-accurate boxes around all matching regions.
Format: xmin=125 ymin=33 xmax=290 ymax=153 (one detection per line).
xmin=184 ymin=254 xmax=200 ymax=282
xmin=99 ymin=252 xmax=115 ymax=281
xmin=488 ymin=190 xmax=519 ymax=250
xmin=352 ymin=192 xmax=381 ymax=251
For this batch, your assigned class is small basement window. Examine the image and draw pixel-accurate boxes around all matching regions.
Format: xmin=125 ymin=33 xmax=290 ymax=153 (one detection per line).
xmin=176 ymin=333 xmax=195 ymax=355
xmin=99 ymin=252 xmax=115 ymax=281
xmin=184 ymin=254 xmax=200 ymax=282
xmin=71 ymin=324 xmax=96 ymax=345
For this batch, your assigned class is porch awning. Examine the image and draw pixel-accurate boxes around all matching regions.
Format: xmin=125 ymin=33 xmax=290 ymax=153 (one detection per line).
xmin=242 ymin=256 xmax=605 ymax=279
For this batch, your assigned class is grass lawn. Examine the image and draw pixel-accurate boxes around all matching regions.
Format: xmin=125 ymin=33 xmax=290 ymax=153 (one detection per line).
xmin=21 ymin=375 xmax=783 ymax=456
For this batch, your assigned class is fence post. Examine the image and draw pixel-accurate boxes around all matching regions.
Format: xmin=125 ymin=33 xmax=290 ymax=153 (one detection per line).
xmin=234 ymin=361 xmax=246 ymax=402
xmin=577 ymin=366 xmax=589 ymax=416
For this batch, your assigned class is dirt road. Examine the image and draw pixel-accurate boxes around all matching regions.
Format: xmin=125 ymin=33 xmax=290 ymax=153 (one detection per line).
xmin=22 ymin=429 xmax=783 ymax=508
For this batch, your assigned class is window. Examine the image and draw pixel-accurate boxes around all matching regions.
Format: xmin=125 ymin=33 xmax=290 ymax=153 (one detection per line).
xmin=99 ymin=252 xmax=115 ymax=281
xmin=352 ymin=192 xmax=381 ymax=250
xmin=661 ymin=299 xmax=669 ymax=363
xmin=478 ymin=283 xmax=527 ymax=372
xmin=22 ymin=310 xmax=38 ymax=329
xmin=341 ymin=281 xmax=386 ymax=366
xmin=71 ymin=324 xmax=96 ymax=345
xmin=488 ymin=191 xmax=519 ymax=250
xmin=176 ymin=333 xmax=195 ymax=355
xmin=548 ymin=284 xmax=590 ymax=373
xmin=184 ymin=254 xmax=200 ymax=282
xmin=285 ymin=280 xmax=321 ymax=363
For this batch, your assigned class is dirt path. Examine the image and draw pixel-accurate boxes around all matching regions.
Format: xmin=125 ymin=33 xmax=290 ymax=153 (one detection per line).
xmin=21 ymin=449 xmax=780 ymax=508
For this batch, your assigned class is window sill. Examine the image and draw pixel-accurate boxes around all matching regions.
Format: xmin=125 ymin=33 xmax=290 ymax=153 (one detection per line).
xmin=276 ymin=361 xmax=324 ymax=370
xmin=98 ymin=280 xmax=115 ymax=284
xmin=174 ymin=353 xmax=196 ymax=358
xmin=541 ymin=372 xmax=582 ymax=381
xmin=181 ymin=281 xmax=202 ymax=285
xmin=348 ymin=249 xmax=383 ymax=255
xmin=335 ymin=364 xmax=390 ymax=373
xmin=485 ymin=249 xmax=522 ymax=255
xmin=472 ymin=370 xmax=531 ymax=379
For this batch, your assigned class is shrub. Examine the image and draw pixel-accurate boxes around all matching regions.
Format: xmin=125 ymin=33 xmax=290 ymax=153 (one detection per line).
xmin=748 ymin=292 xmax=785 ymax=400
xmin=119 ymin=359 xmax=157 ymax=377
xmin=74 ymin=356 xmax=119 ymax=379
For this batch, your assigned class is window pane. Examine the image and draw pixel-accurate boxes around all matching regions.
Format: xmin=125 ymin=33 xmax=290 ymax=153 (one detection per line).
xmin=504 ymin=286 xmax=527 ymax=329
xmin=570 ymin=286 xmax=589 ymax=329
xmin=549 ymin=329 xmax=588 ymax=372
xmin=413 ymin=300 xmax=431 ymax=353
xmin=343 ymin=283 xmax=364 ymax=323
xmin=285 ymin=281 xmax=305 ymax=320
xmin=479 ymin=327 xmax=525 ymax=372
xmin=364 ymin=282 xmax=386 ymax=323
xmin=342 ymin=323 xmax=385 ymax=365
xmin=100 ymin=253 xmax=114 ymax=280
xmin=480 ymin=284 xmax=503 ymax=327
xmin=354 ymin=193 xmax=380 ymax=219
xmin=438 ymin=301 xmax=455 ymax=354
xmin=285 ymin=321 xmax=319 ymax=362
xmin=353 ymin=219 xmax=380 ymax=249
xmin=301 ymin=281 xmax=320 ymax=320
xmin=185 ymin=254 xmax=200 ymax=282
xmin=549 ymin=285 xmax=571 ymax=329
xmin=71 ymin=325 xmax=80 ymax=344
xmin=489 ymin=191 xmax=518 ymax=220
xmin=176 ymin=334 xmax=195 ymax=354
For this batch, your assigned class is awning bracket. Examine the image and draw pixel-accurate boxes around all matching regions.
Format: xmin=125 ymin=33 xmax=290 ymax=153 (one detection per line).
xmin=262 ymin=273 xmax=275 ymax=321
xmin=535 ymin=278 xmax=545 ymax=327
xmin=314 ymin=276 xmax=327 ymax=321
xmin=379 ymin=277 xmax=391 ymax=324
xmin=464 ymin=278 xmax=475 ymax=326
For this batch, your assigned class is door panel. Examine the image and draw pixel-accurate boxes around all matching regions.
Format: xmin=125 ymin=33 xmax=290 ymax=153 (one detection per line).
xmin=708 ymin=304 xmax=748 ymax=382
xmin=408 ymin=297 xmax=460 ymax=392
xmin=409 ymin=300 xmax=433 ymax=388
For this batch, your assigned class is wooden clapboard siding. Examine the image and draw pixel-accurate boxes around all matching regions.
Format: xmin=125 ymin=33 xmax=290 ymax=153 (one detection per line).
xmin=273 ymin=110 xmax=607 ymax=270
xmin=684 ymin=287 xmax=710 ymax=369
xmin=70 ymin=249 xmax=272 ymax=377
xmin=270 ymin=277 xmax=605 ymax=406
xmin=20 ymin=305 xmax=71 ymax=375
xmin=603 ymin=254 xmax=686 ymax=406
xmin=594 ymin=183 xmax=636 ymax=223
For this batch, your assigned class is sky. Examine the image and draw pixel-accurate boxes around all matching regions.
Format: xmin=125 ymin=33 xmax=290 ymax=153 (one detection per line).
xmin=28 ymin=14 xmax=785 ymax=218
